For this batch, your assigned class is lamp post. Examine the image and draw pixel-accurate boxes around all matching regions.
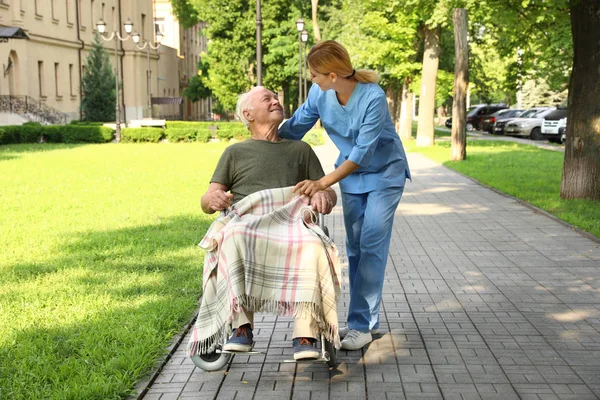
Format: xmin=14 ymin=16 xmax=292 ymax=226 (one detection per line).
xmin=96 ymin=18 xmax=133 ymax=142
xmin=301 ymin=29 xmax=308 ymax=103
xmin=295 ymin=18 xmax=304 ymax=107
xmin=132 ymin=29 xmax=163 ymax=119
xmin=256 ymin=0 xmax=262 ymax=85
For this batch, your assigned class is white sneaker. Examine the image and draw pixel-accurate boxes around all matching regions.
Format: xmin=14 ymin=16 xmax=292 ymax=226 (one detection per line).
xmin=339 ymin=326 xmax=379 ymax=338
xmin=340 ymin=330 xmax=373 ymax=350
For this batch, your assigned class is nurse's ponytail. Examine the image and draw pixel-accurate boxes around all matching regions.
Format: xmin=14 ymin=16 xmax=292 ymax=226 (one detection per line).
xmin=307 ymin=40 xmax=378 ymax=84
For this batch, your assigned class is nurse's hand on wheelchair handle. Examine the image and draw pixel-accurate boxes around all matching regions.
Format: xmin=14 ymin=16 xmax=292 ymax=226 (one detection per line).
xmin=208 ymin=189 xmax=233 ymax=212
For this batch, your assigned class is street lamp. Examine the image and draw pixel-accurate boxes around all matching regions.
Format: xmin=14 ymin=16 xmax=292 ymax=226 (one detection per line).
xmin=132 ymin=28 xmax=163 ymax=119
xmin=301 ymin=29 xmax=308 ymax=103
xmin=296 ymin=18 xmax=304 ymax=107
xmin=96 ymin=18 xmax=134 ymax=142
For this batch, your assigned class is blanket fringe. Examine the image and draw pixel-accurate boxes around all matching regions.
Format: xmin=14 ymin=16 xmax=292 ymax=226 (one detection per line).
xmin=189 ymin=295 xmax=340 ymax=356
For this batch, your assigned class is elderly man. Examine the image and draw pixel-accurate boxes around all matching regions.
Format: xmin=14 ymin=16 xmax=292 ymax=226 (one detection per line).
xmin=200 ymin=86 xmax=337 ymax=360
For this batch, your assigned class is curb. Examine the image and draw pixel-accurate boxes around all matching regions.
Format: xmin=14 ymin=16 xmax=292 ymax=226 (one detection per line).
xmin=128 ymin=308 xmax=199 ymax=400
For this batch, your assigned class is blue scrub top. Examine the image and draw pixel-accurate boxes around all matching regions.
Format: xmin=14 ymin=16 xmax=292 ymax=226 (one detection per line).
xmin=279 ymin=82 xmax=411 ymax=194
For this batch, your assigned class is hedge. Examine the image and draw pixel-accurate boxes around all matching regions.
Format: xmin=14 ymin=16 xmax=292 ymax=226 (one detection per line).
xmin=0 ymin=125 xmax=114 ymax=144
xmin=121 ymin=128 xmax=164 ymax=143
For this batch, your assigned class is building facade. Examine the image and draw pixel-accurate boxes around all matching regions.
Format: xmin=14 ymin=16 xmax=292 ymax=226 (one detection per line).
xmin=0 ymin=0 xmax=206 ymax=123
xmin=154 ymin=0 xmax=210 ymax=120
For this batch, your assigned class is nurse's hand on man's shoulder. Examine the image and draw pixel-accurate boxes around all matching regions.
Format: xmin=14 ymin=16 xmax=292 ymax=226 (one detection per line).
xmin=310 ymin=190 xmax=334 ymax=215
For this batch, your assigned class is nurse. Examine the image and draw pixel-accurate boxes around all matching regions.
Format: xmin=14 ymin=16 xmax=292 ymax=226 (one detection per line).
xmin=279 ymin=40 xmax=411 ymax=350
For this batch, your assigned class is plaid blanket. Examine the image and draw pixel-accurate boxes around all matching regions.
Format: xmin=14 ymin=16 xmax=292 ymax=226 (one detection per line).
xmin=187 ymin=187 xmax=341 ymax=356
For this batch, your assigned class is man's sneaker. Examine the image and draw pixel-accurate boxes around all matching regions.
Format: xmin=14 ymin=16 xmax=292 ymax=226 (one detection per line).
xmin=339 ymin=326 xmax=379 ymax=338
xmin=340 ymin=330 xmax=372 ymax=350
xmin=293 ymin=337 xmax=319 ymax=360
xmin=222 ymin=324 xmax=253 ymax=352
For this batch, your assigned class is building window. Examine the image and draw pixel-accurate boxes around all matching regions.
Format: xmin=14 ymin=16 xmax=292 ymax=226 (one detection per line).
xmin=38 ymin=61 xmax=45 ymax=97
xmin=79 ymin=0 xmax=85 ymax=28
xmin=34 ymin=0 xmax=41 ymax=16
xmin=51 ymin=0 xmax=56 ymax=20
xmin=69 ymin=64 xmax=74 ymax=96
xmin=55 ymin=63 xmax=61 ymax=98
xmin=141 ymin=13 xmax=146 ymax=39
xmin=66 ymin=0 xmax=71 ymax=24
xmin=101 ymin=2 xmax=104 ymax=20
xmin=111 ymin=6 xmax=115 ymax=30
xmin=154 ymin=18 xmax=164 ymax=36
xmin=90 ymin=0 xmax=95 ymax=30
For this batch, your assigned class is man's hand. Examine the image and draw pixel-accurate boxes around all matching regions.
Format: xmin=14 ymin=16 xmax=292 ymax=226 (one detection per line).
xmin=309 ymin=189 xmax=336 ymax=215
xmin=206 ymin=190 xmax=233 ymax=212
xmin=201 ymin=182 xmax=232 ymax=214
xmin=293 ymin=179 xmax=327 ymax=197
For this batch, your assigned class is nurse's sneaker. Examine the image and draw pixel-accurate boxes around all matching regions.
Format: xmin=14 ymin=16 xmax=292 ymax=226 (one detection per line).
xmin=341 ymin=330 xmax=373 ymax=350
xmin=339 ymin=326 xmax=379 ymax=338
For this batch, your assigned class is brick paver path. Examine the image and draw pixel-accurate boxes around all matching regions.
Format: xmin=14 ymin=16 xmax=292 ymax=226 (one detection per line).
xmin=142 ymin=139 xmax=600 ymax=400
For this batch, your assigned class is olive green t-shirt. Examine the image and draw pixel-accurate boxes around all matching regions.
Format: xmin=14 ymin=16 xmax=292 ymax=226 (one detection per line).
xmin=211 ymin=139 xmax=325 ymax=203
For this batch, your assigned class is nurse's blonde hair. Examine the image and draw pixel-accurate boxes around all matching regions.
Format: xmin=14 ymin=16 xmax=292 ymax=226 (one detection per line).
xmin=307 ymin=40 xmax=378 ymax=83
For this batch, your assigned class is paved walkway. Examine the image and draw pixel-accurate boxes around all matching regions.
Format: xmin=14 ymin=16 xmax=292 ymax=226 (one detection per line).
xmin=141 ymin=139 xmax=600 ymax=400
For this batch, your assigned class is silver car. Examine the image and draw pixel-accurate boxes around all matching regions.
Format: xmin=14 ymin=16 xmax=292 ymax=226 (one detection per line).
xmin=504 ymin=107 xmax=556 ymax=140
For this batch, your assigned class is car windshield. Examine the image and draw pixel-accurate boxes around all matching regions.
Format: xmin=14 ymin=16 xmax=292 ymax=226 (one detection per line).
xmin=557 ymin=99 xmax=568 ymax=109
xmin=491 ymin=109 xmax=509 ymax=117
xmin=533 ymin=109 xmax=551 ymax=117
xmin=520 ymin=109 xmax=541 ymax=118
xmin=466 ymin=106 xmax=480 ymax=117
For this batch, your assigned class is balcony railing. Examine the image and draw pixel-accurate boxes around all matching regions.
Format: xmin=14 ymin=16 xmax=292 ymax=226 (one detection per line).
xmin=0 ymin=95 xmax=68 ymax=125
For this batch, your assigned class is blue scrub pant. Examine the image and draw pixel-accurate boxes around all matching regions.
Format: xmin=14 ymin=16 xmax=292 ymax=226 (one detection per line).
xmin=342 ymin=185 xmax=404 ymax=332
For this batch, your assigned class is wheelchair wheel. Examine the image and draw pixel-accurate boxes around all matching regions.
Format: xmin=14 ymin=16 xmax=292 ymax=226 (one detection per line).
xmin=190 ymin=350 xmax=232 ymax=371
xmin=324 ymin=339 xmax=337 ymax=368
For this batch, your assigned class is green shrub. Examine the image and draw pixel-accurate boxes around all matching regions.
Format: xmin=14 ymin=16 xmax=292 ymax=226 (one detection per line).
xmin=22 ymin=121 xmax=43 ymax=127
xmin=196 ymin=128 xmax=213 ymax=143
xmin=166 ymin=121 xmax=214 ymax=129
xmin=121 ymin=128 xmax=164 ymax=143
xmin=165 ymin=128 xmax=196 ymax=142
xmin=62 ymin=126 xmax=114 ymax=143
xmin=69 ymin=120 xmax=106 ymax=126
xmin=42 ymin=126 xmax=64 ymax=143
xmin=0 ymin=126 xmax=21 ymax=144
xmin=19 ymin=124 xmax=44 ymax=142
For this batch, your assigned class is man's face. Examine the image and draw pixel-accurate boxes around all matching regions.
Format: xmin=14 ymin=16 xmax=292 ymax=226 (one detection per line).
xmin=246 ymin=87 xmax=284 ymax=125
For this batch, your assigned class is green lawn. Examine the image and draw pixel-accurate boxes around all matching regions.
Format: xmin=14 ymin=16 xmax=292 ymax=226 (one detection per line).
xmin=0 ymin=142 xmax=231 ymax=399
xmin=403 ymin=139 xmax=600 ymax=238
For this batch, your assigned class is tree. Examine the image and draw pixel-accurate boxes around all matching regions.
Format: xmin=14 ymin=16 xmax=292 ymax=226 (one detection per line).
xmin=451 ymin=8 xmax=468 ymax=161
xmin=170 ymin=0 xmax=201 ymax=29
xmin=560 ymin=0 xmax=600 ymax=200
xmin=81 ymin=33 xmax=116 ymax=122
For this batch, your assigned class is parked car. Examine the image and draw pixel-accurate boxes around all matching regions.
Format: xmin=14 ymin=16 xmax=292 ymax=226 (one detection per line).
xmin=493 ymin=108 xmax=542 ymax=135
xmin=504 ymin=107 xmax=556 ymax=139
xmin=542 ymin=100 xmax=567 ymax=143
xmin=480 ymin=109 xmax=525 ymax=134
xmin=445 ymin=104 xmax=509 ymax=131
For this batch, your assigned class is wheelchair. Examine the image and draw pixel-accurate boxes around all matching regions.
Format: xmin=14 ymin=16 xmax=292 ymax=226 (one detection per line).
xmin=190 ymin=214 xmax=338 ymax=371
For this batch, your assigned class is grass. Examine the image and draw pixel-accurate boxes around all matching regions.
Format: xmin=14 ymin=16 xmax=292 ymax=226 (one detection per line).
xmin=403 ymin=138 xmax=600 ymax=238
xmin=0 ymin=128 xmax=326 ymax=399
xmin=0 ymin=142 xmax=230 ymax=399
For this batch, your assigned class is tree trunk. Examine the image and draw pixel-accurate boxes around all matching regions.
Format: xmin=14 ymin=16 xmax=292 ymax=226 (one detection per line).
xmin=560 ymin=0 xmax=600 ymax=200
xmin=311 ymin=0 xmax=321 ymax=41
xmin=416 ymin=26 xmax=441 ymax=147
xmin=451 ymin=8 xmax=469 ymax=161
xmin=399 ymin=79 xmax=413 ymax=141
xmin=387 ymin=86 xmax=401 ymax=132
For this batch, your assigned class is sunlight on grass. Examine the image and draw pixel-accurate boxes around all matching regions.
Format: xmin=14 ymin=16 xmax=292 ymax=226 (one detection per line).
xmin=0 ymin=142 xmax=231 ymax=399
xmin=404 ymin=139 xmax=600 ymax=238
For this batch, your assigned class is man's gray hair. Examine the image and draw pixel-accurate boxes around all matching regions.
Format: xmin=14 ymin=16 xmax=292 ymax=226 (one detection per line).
xmin=236 ymin=86 xmax=263 ymax=127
